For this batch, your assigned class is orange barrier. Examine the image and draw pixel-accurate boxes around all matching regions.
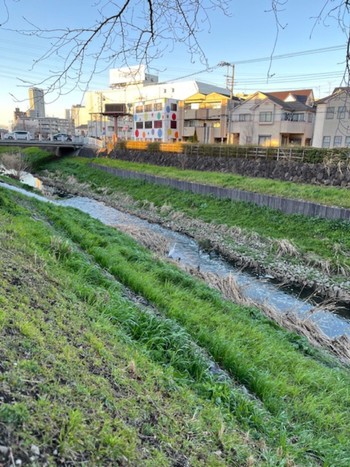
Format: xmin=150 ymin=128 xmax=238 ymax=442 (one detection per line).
xmin=123 ymin=141 xmax=184 ymax=153
xmin=159 ymin=142 xmax=184 ymax=153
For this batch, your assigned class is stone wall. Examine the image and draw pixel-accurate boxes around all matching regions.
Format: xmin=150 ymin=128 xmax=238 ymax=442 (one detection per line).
xmin=90 ymin=163 xmax=350 ymax=222
xmin=110 ymin=149 xmax=350 ymax=187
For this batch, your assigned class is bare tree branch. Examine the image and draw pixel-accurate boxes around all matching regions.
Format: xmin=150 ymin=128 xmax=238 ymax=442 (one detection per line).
xmin=1 ymin=0 xmax=229 ymax=102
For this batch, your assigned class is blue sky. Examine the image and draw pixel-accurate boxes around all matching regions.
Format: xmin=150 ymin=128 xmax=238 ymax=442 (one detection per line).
xmin=0 ymin=0 xmax=347 ymax=127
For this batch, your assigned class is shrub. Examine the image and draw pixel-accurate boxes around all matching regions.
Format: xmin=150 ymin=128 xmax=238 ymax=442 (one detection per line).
xmin=147 ymin=141 xmax=161 ymax=153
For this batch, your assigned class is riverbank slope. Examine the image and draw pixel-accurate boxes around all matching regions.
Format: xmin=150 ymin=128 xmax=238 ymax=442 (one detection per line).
xmin=1 ymin=184 xmax=350 ymax=465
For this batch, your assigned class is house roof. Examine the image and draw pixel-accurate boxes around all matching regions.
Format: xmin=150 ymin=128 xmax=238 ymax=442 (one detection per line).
xmin=316 ymin=87 xmax=350 ymax=104
xmin=265 ymin=93 xmax=314 ymax=112
xmin=266 ymin=89 xmax=313 ymax=105
xmin=184 ymin=91 xmax=230 ymax=103
xmin=195 ymin=81 xmax=231 ymax=97
xmin=234 ymin=90 xmax=315 ymax=112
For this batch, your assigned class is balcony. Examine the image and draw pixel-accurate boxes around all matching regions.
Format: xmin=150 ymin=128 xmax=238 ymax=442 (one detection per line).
xmin=183 ymin=127 xmax=195 ymax=137
xmin=184 ymin=109 xmax=196 ymax=119
xmin=197 ymin=108 xmax=208 ymax=119
xmin=280 ymin=120 xmax=313 ymax=135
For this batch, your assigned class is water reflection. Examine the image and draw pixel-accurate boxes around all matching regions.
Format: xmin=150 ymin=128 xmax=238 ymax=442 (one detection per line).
xmin=1 ymin=178 xmax=350 ymax=339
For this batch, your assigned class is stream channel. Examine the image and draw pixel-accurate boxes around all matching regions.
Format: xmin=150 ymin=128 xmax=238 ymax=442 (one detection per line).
xmin=1 ymin=173 xmax=350 ymax=341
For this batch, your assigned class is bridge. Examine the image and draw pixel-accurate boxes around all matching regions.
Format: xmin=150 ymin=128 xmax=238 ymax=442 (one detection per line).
xmin=0 ymin=138 xmax=103 ymax=157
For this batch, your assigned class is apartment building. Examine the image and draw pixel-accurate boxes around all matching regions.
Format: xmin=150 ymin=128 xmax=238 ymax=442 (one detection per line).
xmin=133 ymin=98 xmax=179 ymax=142
xmin=180 ymin=89 xmax=239 ymax=144
xmin=85 ymin=66 xmax=235 ymax=141
xmin=313 ymin=87 xmax=350 ymax=148
xmin=28 ymin=87 xmax=45 ymax=118
xmin=229 ymin=90 xmax=315 ymax=146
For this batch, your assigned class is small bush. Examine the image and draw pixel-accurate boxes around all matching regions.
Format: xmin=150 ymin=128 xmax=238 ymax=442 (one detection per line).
xmin=147 ymin=142 xmax=161 ymax=154
xmin=115 ymin=140 xmax=127 ymax=151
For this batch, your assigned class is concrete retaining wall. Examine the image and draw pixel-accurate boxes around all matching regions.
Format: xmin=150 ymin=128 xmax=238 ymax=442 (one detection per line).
xmin=110 ymin=149 xmax=350 ymax=187
xmin=90 ymin=163 xmax=350 ymax=222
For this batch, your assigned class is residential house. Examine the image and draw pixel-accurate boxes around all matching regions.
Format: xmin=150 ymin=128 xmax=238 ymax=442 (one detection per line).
xmin=179 ymin=88 xmax=239 ymax=144
xmin=313 ymin=87 xmax=350 ymax=148
xmin=229 ymin=89 xmax=315 ymax=146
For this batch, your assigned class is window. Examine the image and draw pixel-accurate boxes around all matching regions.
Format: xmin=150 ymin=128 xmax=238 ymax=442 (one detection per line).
xmin=136 ymin=122 xmax=143 ymax=129
xmin=170 ymin=103 xmax=177 ymax=111
xmin=292 ymin=113 xmax=305 ymax=122
xmin=322 ymin=136 xmax=331 ymax=148
xmin=154 ymin=120 xmax=162 ymax=128
xmin=239 ymin=113 xmax=251 ymax=122
xmin=135 ymin=105 xmax=143 ymax=113
xmin=154 ymin=102 xmax=163 ymax=111
xmin=326 ymin=107 xmax=335 ymax=119
xmin=337 ymin=106 xmax=346 ymax=119
xmin=259 ymin=111 xmax=272 ymax=123
xmin=145 ymin=121 xmax=152 ymax=129
xmin=170 ymin=121 xmax=177 ymax=129
xmin=258 ymin=135 xmax=271 ymax=145
xmin=334 ymin=136 xmax=342 ymax=147
xmin=282 ymin=112 xmax=305 ymax=121
xmin=144 ymin=104 xmax=152 ymax=112
xmin=345 ymin=136 xmax=350 ymax=147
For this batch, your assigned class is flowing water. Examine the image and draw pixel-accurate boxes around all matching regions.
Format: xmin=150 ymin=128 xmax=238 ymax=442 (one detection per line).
xmin=1 ymin=175 xmax=350 ymax=340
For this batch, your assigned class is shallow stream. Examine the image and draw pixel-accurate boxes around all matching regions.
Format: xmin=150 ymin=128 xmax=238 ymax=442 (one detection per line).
xmin=1 ymin=176 xmax=350 ymax=340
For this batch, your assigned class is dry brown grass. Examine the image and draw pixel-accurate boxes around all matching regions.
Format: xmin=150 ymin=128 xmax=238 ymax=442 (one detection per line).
xmin=114 ymin=224 xmax=171 ymax=257
xmin=186 ymin=269 xmax=350 ymax=363
xmin=0 ymin=152 xmax=30 ymax=179
xmin=275 ymin=238 xmax=299 ymax=258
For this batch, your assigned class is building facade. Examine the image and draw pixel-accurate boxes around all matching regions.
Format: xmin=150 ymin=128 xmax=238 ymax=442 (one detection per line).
xmin=229 ymin=90 xmax=315 ymax=146
xmin=133 ymin=98 xmax=179 ymax=142
xmin=180 ymin=91 xmax=239 ymax=144
xmin=313 ymin=88 xmax=350 ymax=148
xmin=84 ymin=67 xmax=234 ymax=141
xmin=28 ymin=87 xmax=46 ymax=118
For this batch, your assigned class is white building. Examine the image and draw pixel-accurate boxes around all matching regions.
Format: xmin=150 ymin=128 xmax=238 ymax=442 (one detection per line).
xmin=229 ymin=90 xmax=315 ymax=146
xmin=313 ymin=87 xmax=350 ymax=148
xmin=85 ymin=66 xmax=232 ymax=142
xmin=28 ymin=87 xmax=45 ymax=118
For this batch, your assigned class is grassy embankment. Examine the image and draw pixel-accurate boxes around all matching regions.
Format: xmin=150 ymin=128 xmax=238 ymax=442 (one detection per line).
xmin=93 ymin=157 xmax=350 ymax=209
xmin=0 ymin=187 xmax=258 ymax=466
xmin=41 ymin=157 xmax=350 ymax=275
xmin=1 ymin=182 xmax=350 ymax=465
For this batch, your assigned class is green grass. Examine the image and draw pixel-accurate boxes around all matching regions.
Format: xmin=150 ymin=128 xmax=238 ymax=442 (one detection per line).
xmin=4 ymin=185 xmax=350 ymax=465
xmin=0 ymin=188 xmax=260 ymax=466
xmin=91 ymin=156 xmax=350 ymax=209
xmin=42 ymin=157 xmax=350 ymax=271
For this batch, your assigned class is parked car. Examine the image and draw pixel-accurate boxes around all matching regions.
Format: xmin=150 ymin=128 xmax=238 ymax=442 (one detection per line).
xmin=52 ymin=133 xmax=72 ymax=142
xmin=4 ymin=131 xmax=31 ymax=140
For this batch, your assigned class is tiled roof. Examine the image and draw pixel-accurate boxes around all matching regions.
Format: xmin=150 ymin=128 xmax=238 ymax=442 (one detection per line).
xmin=267 ymin=89 xmax=313 ymax=104
xmin=265 ymin=93 xmax=315 ymax=112
xmin=316 ymin=87 xmax=350 ymax=104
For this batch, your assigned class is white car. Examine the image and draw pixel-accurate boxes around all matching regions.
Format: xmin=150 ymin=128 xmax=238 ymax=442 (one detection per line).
xmin=4 ymin=131 xmax=31 ymax=140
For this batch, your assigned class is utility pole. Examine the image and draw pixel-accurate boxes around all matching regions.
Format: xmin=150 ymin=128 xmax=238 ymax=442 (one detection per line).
xmin=218 ymin=61 xmax=235 ymax=145
xmin=218 ymin=61 xmax=235 ymax=99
